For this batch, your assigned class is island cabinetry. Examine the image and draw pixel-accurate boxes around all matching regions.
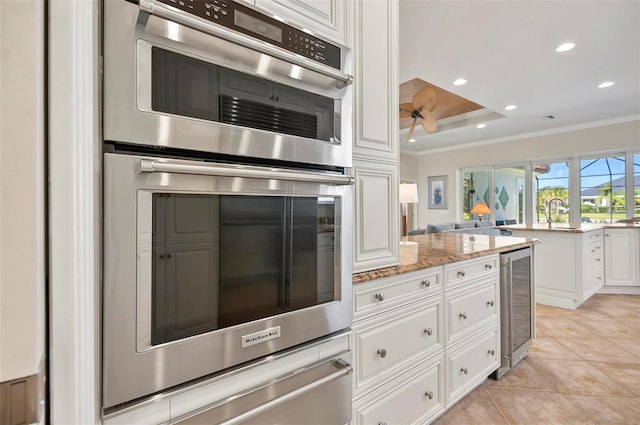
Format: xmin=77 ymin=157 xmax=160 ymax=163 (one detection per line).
xmin=510 ymin=229 xmax=603 ymax=309
xmin=351 ymin=253 xmax=501 ymax=424
xmin=443 ymin=255 xmax=500 ymax=406
xmin=603 ymin=228 xmax=639 ymax=288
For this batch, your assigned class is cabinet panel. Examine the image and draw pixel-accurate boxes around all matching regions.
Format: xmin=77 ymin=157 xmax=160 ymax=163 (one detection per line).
xmin=444 ymin=255 xmax=499 ymax=290
xmin=353 ymin=159 xmax=399 ymax=272
xmin=353 ymin=0 xmax=398 ymax=159
xmin=255 ymin=0 xmax=346 ymax=45
xmin=604 ymin=229 xmax=639 ymax=286
xmin=446 ymin=326 xmax=500 ymax=406
xmin=352 ymin=297 xmax=443 ymax=396
xmin=445 ymin=279 xmax=499 ymax=347
xmin=353 ymin=353 xmax=445 ymax=425
xmin=353 ymin=267 xmax=442 ymax=321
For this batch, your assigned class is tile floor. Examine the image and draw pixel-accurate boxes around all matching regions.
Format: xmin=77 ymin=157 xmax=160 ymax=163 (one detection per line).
xmin=433 ymin=294 xmax=640 ymax=425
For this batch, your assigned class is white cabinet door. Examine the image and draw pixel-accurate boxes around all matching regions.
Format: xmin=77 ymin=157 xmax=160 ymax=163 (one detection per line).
xmin=352 ymin=0 xmax=398 ymax=160
xmin=255 ymin=0 xmax=346 ymax=44
xmin=604 ymin=229 xmax=639 ymax=286
xmin=353 ymin=159 xmax=399 ymax=272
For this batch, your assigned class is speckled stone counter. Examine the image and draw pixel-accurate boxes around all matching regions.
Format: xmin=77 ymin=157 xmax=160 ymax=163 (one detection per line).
xmin=352 ymin=233 xmax=539 ymax=284
xmin=501 ymin=222 xmax=640 ymax=233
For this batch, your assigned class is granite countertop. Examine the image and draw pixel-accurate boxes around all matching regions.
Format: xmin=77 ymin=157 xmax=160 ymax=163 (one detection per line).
xmin=352 ymin=233 xmax=539 ymax=284
xmin=502 ymin=222 xmax=640 ymax=233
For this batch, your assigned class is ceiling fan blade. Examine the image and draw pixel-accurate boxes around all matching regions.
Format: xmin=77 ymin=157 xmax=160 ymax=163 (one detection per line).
xmin=399 ymin=103 xmax=414 ymax=118
xmin=413 ymin=87 xmax=437 ymax=111
xmin=407 ymin=119 xmax=417 ymax=141
xmin=421 ymin=110 xmax=437 ymax=133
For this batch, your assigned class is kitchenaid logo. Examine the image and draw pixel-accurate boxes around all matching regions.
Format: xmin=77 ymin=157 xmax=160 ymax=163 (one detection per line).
xmin=242 ymin=326 xmax=281 ymax=348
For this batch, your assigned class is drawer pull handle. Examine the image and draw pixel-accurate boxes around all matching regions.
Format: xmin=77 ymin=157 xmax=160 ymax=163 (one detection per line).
xmin=459 ymin=313 xmax=467 ymax=320
xmin=597 ymin=277 xmax=602 ymax=280
xmin=488 ymin=349 xmax=495 ymax=356
xmin=457 ymin=270 xmax=466 ymax=277
xmin=424 ymin=328 xmax=433 ymax=336
xmin=377 ymin=348 xmax=387 ymax=358
xmin=460 ymin=367 xmax=469 ymax=375
xmin=425 ymin=390 xmax=434 ymax=400
xmin=596 ymin=258 xmax=601 ymax=262
xmin=374 ymin=292 xmax=385 ymax=302
xmin=421 ymin=279 xmax=431 ymax=288
xmin=487 ymin=300 xmax=494 ymax=307
xmin=591 ymin=249 xmax=596 ymax=253
xmin=378 ymin=423 xmax=387 ymax=425
xmin=485 ymin=263 xmax=493 ymax=269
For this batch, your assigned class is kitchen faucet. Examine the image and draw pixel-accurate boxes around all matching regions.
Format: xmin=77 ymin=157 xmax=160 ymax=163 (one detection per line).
xmin=547 ymin=198 xmax=565 ymax=228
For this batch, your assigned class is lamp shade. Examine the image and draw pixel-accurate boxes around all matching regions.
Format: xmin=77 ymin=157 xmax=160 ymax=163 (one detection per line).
xmin=399 ymin=183 xmax=419 ymax=204
xmin=470 ymin=202 xmax=491 ymax=215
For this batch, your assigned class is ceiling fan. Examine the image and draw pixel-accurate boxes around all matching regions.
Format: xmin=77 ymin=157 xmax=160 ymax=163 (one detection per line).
xmin=399 ymin=86 xmax=438 ymax=141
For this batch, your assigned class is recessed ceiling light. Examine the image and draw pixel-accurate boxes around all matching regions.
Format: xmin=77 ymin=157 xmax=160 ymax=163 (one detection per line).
xmin=505 ymin=105 xmax=518 ymax=111
xmin=555 ymin=42 xmax=576 ymax=53
xmin=408 ymin=138 xmax=416 ymax=143
xmin=453 ymin=78 xmax=467 ymax=86
xmin=476 ymin=123 xmax=486 ymax=129
xmin=598 ymin=81 xmax=615 ymax=88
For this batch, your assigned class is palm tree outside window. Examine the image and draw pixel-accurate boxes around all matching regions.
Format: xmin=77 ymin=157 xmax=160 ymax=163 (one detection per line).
xmin=580 ymin=156 xmax=626 ymax=223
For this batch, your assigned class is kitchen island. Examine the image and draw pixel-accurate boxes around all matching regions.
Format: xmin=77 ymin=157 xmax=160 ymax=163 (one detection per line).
xmin=350 ymin=233 xmax=538 ymax=425
xmin=504 ymin=222 xmax=640 ymax=308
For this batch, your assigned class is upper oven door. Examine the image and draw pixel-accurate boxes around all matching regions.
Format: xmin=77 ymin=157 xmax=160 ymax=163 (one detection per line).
xmin=103 ymin=0 xmax=353 ymax=168
xmin=103 ymin=153 xmax=354 ymax=409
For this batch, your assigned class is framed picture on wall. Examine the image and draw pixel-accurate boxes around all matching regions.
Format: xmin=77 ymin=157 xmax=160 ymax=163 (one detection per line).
xmin=427 ymin=175 xmax=448 ymax=209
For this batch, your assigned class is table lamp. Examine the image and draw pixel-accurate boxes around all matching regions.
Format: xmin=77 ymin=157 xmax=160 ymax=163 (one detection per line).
xmin=400 ymin=183 xmax=419 ymax=239
xmin=470 ymin=202 xmax=491 ymax=221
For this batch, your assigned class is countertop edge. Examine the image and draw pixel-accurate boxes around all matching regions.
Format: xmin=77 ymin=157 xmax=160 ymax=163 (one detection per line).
xmin=352 ymin=234 xmax=539 ymax=284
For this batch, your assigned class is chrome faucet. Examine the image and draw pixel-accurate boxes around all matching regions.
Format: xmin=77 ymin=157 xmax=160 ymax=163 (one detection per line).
xmin=547 ymin=198 xmax=565 ymax=228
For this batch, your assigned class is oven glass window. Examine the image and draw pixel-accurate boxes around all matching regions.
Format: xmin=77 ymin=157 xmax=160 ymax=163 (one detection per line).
xmin=150 ymin=47 xmax=334 ymax=141
xmin=150 ymin=193 xmax=336 ymax=346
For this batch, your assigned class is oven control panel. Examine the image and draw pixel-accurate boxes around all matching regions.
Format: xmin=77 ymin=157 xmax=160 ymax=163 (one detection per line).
xmin=157 ymin=0 xmax=341 ymax=70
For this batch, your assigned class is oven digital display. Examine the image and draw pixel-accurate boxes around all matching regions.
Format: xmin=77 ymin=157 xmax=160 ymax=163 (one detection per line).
xmin=234 ymin=10 xmax=282 ymax=43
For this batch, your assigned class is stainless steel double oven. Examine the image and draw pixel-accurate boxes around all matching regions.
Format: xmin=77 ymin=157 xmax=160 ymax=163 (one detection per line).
xmin=102 ymin=0 xmax=354 ymax=414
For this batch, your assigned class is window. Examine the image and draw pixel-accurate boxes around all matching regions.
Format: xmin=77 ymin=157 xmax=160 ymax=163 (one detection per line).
xmin=463 ymin=170 xmax=490 ymax=220
xmin=533 ymin=161 xmax=569 ymax=224
xmin=580 ymin=156 xmax=626 ymax=223
xmin=494 ymin=166 xmax=526 ymax=224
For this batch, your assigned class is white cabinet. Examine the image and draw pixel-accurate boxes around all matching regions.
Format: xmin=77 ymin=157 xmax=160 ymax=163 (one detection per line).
xmin=604 ymin=228 xmax=639 ymax=287
xmin=351 ymin=0 xmax=399 ymax=273
xmin=352 ymin=254 xmax=500 ymax=424
xmin=510 ymin=229 xmax=603 ymax=309
xmin=352 ymin=0 xmax=398 ymax=160
xmin=445 ymin=326 xmax=500 ymax=407
xmin=352 ymin=159 xmax=399 ymax=273
xmin=352 ymin=353 xmax=445 ymax=425
xmin=255 ymin=0 xmax=347 ymax=45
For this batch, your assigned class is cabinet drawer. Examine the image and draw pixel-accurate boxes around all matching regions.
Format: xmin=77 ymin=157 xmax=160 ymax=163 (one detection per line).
xmin=353 ymin=267 xmax=442 ymax=321
xmin=444 ymin=255 xmax=499 ymax=290
xmin=352 ymin=297 xmax=443 ymax=394
xmin=353 ymin=353 xmax=445 ymax=425
xmin=445 ymin=279 xmax=499 ymax=346
xmin=447 ymin=326 xmax=500 ymax=406
xmin=583 ymin=230 xmax=603 ymax=245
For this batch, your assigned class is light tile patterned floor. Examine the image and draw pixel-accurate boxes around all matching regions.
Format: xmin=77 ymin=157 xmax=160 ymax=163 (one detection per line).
xmin=433 ymin=294 xmax=640 ymax=425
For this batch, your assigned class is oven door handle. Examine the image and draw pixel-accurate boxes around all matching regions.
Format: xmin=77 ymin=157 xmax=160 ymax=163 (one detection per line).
xmin=172 ymin=355 xmax=353 ymax=425
xmin=139 ymin=159 xmax=355 ymax=185
xmin=138 ymin=0 xmax=354 ymax=88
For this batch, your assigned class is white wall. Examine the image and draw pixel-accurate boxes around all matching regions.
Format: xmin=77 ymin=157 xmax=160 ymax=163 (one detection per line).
xmin=0 ymin=0 xmax=46 ymax=385
xmin=400 ymin=119 xmax=640 ymax=227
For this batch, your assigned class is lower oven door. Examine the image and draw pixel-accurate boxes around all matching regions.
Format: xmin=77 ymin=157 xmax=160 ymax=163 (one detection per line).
xmin=173 ymin=352 xmax=353 ymax=425
xmin=103 ymin=153 xmax=354 ymax=409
